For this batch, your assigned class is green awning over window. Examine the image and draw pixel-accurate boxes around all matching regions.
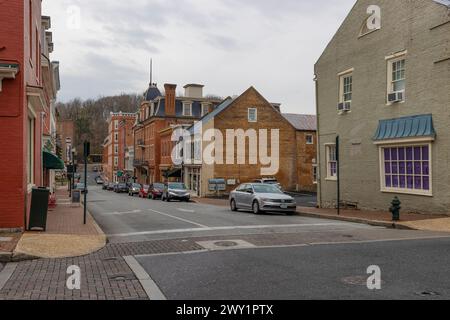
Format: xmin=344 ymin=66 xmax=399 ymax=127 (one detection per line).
xmin=43 ymin=151 xmax=65 ymax=170
xmin=373 ymin=114 xmax=436 ymax=141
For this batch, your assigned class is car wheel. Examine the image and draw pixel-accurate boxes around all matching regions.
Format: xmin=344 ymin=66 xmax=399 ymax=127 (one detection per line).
xmin=287 ymin=211 xmax=296 ymax=216
xmin=252 ymin=201 xmax=261 ymax=215
xmin=230 ymin=199 xmax=237 ymax=212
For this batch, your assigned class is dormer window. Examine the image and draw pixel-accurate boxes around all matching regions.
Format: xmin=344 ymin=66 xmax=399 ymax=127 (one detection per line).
xmin=201 ymin=103 xmax=210 ymax=117
xmin=183 ymin=102 xmax=193 ymax=117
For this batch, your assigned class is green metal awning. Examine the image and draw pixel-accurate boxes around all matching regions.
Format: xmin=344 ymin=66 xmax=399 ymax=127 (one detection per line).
xmin=43 ymin=151 xmax=65 ymax=170
xmin=373 ymin=114 xmax=436 ymax=141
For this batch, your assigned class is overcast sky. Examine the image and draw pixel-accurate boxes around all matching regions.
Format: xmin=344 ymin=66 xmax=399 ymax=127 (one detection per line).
xmin=43 ymin=0 xmax=356 ymax=114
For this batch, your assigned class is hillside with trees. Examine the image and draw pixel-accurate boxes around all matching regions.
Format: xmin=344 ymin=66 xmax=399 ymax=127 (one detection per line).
xmin=56 ymin=93 xmax=142 ymax=160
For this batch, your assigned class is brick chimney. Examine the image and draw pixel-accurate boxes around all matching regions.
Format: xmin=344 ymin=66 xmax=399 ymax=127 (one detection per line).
xmin=164 ymin=84 xmax=177 ymax=117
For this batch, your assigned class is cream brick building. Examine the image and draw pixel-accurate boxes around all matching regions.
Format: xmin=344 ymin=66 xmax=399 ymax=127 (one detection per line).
xmin=315 ymin=0 xmax=450 ymax=214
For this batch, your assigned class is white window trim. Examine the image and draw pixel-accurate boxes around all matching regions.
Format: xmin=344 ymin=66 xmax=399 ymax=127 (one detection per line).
xmin=183 ymin=102 xmax=193 ymax=117
xmin=325 ymin=143 xmax=337 ymax=181
xmin=378 ymin=141 xmax=433 ymax=197
xmin=201 ymin=103 xmax=210 ymax=117
xmin=306 ymin=134 xmax=314 ymax=145
xmin=386 ymin=52 xmax=406 ymax=105
xmin=338 ymin=71 xmax=353 ymax=104
xmin=248 ymin=108 xmax=257 ymax=123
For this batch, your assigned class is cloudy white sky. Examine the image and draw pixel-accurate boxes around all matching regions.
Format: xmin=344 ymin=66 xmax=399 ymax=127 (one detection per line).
xmin=43 ymin=0 xmax=356 ymax=114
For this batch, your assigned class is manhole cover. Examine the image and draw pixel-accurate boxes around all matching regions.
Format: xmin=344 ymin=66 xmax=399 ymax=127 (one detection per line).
xmin=109 ymin=274 xmax=135 ymax=281
xmin=196 ymin=239 xmax=256 ymax=250
xmin=416 ymin=291 xmax=440 ymax=297
xmin=102 ymin=257 xmax=120 ymax=262
xmin=342 ymin=235 xmax=354 ymax=238
xmin=215 ymin=241 xmax=239 ymax=247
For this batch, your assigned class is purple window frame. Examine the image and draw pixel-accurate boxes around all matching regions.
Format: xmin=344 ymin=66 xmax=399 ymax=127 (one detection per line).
xmin=382 ymin=145 xmax=430 ymax=193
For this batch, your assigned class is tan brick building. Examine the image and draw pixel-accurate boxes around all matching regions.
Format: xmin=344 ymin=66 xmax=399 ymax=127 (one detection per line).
xmin=315 ymin=0 xmax=450 ymax=213
xmin=183 ymin=87 xmax=317 ymax=197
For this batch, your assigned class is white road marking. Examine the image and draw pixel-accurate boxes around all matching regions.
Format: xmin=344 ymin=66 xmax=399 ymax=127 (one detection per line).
xmin=109 ymin=222 xmax=353 ymax=238
xmin=101 ymin=209 xmax=142 ymax=215
xmin=177 ymin=208 xmax=195 ymax=213
xmin=123 ymin=256 xmax=167 ymax=300
xmin=147 ymin=209 xmax=209 ymax=228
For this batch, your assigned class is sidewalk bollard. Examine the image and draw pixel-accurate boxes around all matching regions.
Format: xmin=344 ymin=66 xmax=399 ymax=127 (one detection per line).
xmin=389 ymin=197 xmax=401 ymax=221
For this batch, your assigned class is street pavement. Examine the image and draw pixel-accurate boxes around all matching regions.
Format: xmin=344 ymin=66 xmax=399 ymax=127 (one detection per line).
xmin=135 ymin=237 xmax=450 ymax=300
xmin=1 ymin=172 xmax=449 ymax=300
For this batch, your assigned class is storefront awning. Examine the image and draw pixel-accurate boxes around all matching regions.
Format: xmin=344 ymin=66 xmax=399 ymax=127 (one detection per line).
xmin=373 ymin=114 xmax=436 ymax=142
xmin=164 ymin=168 xmax=182 ymax=178
xmin=43 ymin=151 xmax=65 ymax=170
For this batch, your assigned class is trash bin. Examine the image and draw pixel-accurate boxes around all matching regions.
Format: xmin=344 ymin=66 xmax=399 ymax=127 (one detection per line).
xmin=28 ymin=187 xmax=50 ymax=231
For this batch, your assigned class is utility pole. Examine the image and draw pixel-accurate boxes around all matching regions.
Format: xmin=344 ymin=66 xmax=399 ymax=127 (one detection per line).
xmin=83 ymin=141 xmax=90 ymax=225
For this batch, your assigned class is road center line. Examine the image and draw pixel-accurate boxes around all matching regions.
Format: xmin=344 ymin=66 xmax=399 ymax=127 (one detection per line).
xmin=101 ymin=209 xmax=142 ymax=215
xmin=147 ymin=209 xmax=209 ymax=228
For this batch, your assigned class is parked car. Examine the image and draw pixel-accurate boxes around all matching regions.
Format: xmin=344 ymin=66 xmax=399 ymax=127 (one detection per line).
xmin=93 ymin=166 xmax=98 ymax=172
xmin=107 ymin=182 xmax=116 ymax=191
xmin=229 ymin=183 xmax=296 ymax=215
xmin=102 ymin=182 xmax=109 ymax=190
xmin=114 ymin=183 xmax=129 ymax=193
xmin=95 ymin=176 xmax=104 ymax=185
xmin=138 ymin=185 xmax=150 ymax=198
xmin=128 ymin=183 xmax=142 ymax=197
xmin=162 ymin=182 xmax=190 ymax=202
xmin=149 ymin=183 xmax=165 ymax=200
xmin=252 ymin=178 xmax=283 ymax=190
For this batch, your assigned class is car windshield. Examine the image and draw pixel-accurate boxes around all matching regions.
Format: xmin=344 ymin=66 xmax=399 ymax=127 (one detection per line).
xmin=132 ymin=184 xmax=141 ymax=188
xmin=143 ymin=185 xmax=150 ymax=189
xmin=119 ymin=184 xmax=126 ymax=187
xmin=169 ymin=183 xmax=186 ymax=190
xmin=153 ymin=183 xmax=164 ymax=189
xmin=253 ymin=184 xmax=283 ymax=194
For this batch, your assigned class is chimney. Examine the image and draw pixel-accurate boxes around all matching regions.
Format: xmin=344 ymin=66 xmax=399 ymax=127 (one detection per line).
xmin=164 ymin=84 xmax=177 ymax=116
xmin=184 ymin=84 xmax=204 ymax=99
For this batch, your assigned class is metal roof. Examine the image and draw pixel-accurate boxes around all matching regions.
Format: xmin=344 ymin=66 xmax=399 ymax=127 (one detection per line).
xmin=433 ymin=0 xmax=450 ymax=7
xmin=282 ymin=114 xmax=317 ymax=131
xmin=373 ymin=114 xmax=436 ymax=141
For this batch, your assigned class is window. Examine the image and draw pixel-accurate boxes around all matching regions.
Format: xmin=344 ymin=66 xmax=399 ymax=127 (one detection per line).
xmin=114 ymin=156 xmax=118 ymax=167
xmin=248 ymin=108 xmax=257 ymax=122
xmin=386 ymin=53 xmax=406 ymax=102
xmin=114 ymin=145 xmax=118 ymax=155
xmin=114 ymin=133 xmax=118 ymax=142
xmin=183 ymin=102 xmax=192 ymax=117
xmin=201 ymin=103 xmax=209 ymax=117
xmin=313 ymin=165 xmax=318 ymax=184
xmin=380 ymin=144 xmax=431 ymax=195
xmin=391 ymin=59 xmax=405 ymax=93
xmin=326 ymin=144 xmax=337 ymax=180
xmin=306 ymin=135 xmax=314 ymax=145
xmin=114 ymin=120 xmax=119 ymax=130
xmin=339 ymin=73 xmax=353 ymax=103
xmin=27 ymin=116 xmax=35 ymax=185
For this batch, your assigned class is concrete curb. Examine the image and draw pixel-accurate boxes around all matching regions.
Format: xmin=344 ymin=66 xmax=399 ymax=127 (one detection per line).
xmin=296 ymin=211 xmax=417 ymax=231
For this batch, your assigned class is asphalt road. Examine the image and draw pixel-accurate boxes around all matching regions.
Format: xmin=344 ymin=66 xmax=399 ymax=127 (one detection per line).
xmin=135 ymin=237 xmax=450 ymax=300
xmin=85 ymin=174 xmax=450 ymax=300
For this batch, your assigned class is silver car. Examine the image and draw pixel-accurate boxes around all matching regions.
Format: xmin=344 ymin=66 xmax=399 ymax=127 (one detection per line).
xmin=229 ymin=183 xmax=296 ymax=215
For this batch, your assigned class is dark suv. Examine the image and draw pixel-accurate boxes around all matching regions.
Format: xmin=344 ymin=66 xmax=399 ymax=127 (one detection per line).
xmin=114 ymin=183 xmax=129 ymax=193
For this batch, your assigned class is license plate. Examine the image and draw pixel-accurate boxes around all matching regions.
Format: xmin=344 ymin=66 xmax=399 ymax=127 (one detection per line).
xmin=280 ymin=204 xmax=288 ymax=209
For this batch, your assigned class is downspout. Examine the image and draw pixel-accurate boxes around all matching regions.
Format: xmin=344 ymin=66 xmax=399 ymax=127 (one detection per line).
xmin=314 ymin=74 xmax=322 ymax=208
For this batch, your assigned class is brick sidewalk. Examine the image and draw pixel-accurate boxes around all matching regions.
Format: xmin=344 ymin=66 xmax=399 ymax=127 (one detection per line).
xmin=12 ymin=186 xmax=106 ymax=260
xmin=0 ymin=238 xmax=204 ymax=300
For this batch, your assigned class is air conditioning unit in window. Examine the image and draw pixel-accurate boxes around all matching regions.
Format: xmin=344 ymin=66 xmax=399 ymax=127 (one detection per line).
xmin=338 ymin=102 xmax=351 ymax=112
xmin=388 ymin=91 xmax=405 ymax=103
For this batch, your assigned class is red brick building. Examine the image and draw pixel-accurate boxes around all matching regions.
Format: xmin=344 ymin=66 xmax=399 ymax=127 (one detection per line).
xmin=0 ymin=1 xmax=61 ymax=230
xmin=102 ymin=112 xmax=137 ymax=183
xmin=133 ymin=83 xmax=221 ymax=184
